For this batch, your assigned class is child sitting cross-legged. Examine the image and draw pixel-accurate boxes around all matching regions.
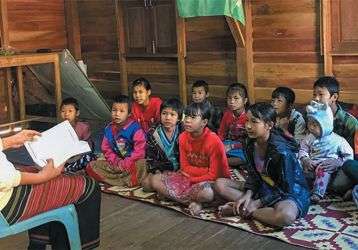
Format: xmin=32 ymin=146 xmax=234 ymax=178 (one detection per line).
xmin=150 ymin=102 xmax=231 ymax=215
xmin=141 ymin=98 xmax=183 ymax=191
xmin=215 ymin=103 xmax=310 ymax=227
xmin=217 ymin=83 xmax=249 ymax=167
xmin=299 ymin=101 xmax=353 ymax=203
xmin=60 ymin=97 xmax=97 ymax=173
xmin=86 ymin=95 xmax=146 ymax=187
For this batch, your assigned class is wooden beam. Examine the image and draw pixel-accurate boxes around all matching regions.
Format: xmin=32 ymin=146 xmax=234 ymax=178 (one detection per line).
xmin=176 ymin=8 xmax=187 ymax=105
xmin=115 ymin=0 xmax=128 ymax=95
xmin=244 ymin=0 xmax=255 ymax=103
xmin=225 ymin=17 xmax=245 ymax=48
xmin=16 ymin=66 xmax=25 ymax=120
xmin=0 ymin=0 xmax=9 ymax=47
xmin=65 ymin=0 xmax=82 ymax=60
xmin=321 ymin=0 xmax=333 ymax=75
xmin=53 ymin=55 xmax=62 ymax=121
xmin=0 ymin=53 xmax=59 ymax=68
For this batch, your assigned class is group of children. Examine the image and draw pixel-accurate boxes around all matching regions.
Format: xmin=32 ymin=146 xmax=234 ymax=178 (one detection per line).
xmin=60 ymin=76 xmax=358 ymax=228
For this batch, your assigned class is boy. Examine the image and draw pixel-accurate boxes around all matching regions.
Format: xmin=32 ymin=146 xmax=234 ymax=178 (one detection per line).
xmin=86 ymin=95 xmax=146 ymax=187
xmin=312 ymin=76 xmax=358 ymax=195
xmin=60 ymin=97 xmax=96 ymax=173
xmin=191 ymin=80 xmax=222 ymax=132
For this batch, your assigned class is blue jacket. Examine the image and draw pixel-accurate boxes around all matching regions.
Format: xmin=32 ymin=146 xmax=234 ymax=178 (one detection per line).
xmin=244 ymin=129 xmax=310 ymax=217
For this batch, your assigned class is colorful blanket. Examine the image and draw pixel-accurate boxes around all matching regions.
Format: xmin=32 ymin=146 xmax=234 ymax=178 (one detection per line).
xmin=101 ymin=169 xmax=358 ymax=250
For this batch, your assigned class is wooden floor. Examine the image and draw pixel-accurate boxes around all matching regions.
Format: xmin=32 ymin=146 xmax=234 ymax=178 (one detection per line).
xmin=0 ymin=193 xmax=304 ymax=249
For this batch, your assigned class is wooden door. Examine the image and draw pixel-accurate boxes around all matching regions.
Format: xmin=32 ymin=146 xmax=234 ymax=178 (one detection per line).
xmin=151 ymin=0 xmax=177 ymax=54
xmin=122 ymin=0 xmax=152 ymax=54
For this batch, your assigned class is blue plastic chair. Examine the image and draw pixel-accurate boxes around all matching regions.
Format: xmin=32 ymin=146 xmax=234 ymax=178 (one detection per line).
xmin=0 ymin=204 xmax=81 ymax=250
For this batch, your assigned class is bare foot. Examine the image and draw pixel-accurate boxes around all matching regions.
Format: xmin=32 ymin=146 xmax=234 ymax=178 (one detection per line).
xmin=343 ymin=189 xmax=353 ymax=201
xmin=218 ymin=202 xmax=236 ymax=217
xmin=188 ymin=202 xmax=203 ymax=216
xmin=310 ymin=193 xmax=322 ymax=204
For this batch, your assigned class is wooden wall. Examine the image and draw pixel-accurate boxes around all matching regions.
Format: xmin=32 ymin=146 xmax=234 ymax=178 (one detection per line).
xmin=6 ymin=0 xmax=67 ymax=52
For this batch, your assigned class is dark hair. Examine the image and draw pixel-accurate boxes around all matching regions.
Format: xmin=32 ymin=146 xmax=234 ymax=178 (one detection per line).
xmin=160 ymin=98 xmax=183 ymax=121
xmin=184 ymin=102 xmax=211 ymax=121
xmin=192 ymin=80 xmax=209 ymax=93
xmin=271 ymin=87 xmax=295 ymax=116
xmin=61 ymin=97 xmax=79 ymax=111
xmin=247 ymin=102 xmax=276 ymax=124
xmin=313 ymin=76 xmax=340 ymax=96
xmin=226 ymin=82 xmax=250 ymax=108
xmin=112 ymin=95 xmax=131 ymax=112
xmin=132 ymin=77 xmax=151 ymax=91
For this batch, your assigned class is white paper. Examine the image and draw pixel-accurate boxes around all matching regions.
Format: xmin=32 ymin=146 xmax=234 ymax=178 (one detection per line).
xmin=24 ymin=120 xmax=91 ymax=167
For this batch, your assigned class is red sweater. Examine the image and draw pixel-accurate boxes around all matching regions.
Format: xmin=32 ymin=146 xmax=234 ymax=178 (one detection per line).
xmin=179 ymin=127 xmax=231 ymax=183
xmin=132 ymin=97 xmax=162 ymax=133
xmin=218 ymin=109 xmax=247 ymax=141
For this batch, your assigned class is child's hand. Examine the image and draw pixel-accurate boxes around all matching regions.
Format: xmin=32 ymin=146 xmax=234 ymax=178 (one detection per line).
xmin=234 ymin=190 xmax=252 ymax=215
xmin=39 ymin=159 xmax=64 ymax=182
xmin=318 ymin=158 xmax=343 ymax=173
xmin=301 ymin=157 xmax=313 ymax=172
xmin=243 ymin=199 xmax=261 ymax=218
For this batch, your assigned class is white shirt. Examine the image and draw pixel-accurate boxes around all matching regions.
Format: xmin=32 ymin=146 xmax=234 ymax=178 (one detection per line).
xmin=0 ymin=138 xmax=21 ymax=210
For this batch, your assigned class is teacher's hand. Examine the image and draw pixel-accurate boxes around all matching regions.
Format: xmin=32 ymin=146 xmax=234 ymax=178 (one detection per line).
xmin=3 ymin=130 xmax=41 ymax=150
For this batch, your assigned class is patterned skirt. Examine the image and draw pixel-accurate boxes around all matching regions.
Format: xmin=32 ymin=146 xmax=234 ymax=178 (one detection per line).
xmin=1 ymin=175 xmax=101 ymax=250
xmin=161 ymin=171 xmax=210 ymax=204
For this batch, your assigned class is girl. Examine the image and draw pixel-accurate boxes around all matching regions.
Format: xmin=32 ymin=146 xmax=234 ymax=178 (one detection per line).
xmin=271 ymin=87 xmax=306 ymax=142
xmin=215 ymin=102 xmax=310 ymax=227
xmin=150 ymin=102 xmax=231 ymax=215
xmin=0 ymin=130 xmax=101 ymax=250
xmin=86 ymin=95 xmax=146 ymax=187
xmin=218 ymin=83 xmax=248 ymax=167
xmin=131 ymin=77 xmax=162 ymax=133
xmin=141 ymin=98 xmax=183 ymax=191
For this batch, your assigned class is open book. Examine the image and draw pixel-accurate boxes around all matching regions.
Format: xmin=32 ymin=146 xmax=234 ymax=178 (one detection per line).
xmin=25 ymin=120 xmax=91 ymax=167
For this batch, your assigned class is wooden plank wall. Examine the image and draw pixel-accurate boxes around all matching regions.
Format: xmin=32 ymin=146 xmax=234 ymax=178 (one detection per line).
xmin=251 ymin=0 xmax=323 ymax=103
xmin=6 ymin=0 xmax=67 ymax=52
xmin=77 ymin=0 xmax=119 ymax=101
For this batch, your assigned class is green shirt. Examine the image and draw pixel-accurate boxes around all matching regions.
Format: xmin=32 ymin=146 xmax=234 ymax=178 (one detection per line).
xmin=334 ymin=104 xmax=358 ymax=148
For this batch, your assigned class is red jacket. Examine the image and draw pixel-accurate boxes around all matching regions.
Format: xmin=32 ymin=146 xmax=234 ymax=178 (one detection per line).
xmin=218 ymin=109 xmax=247 ymax=141
xmin=179 ymin=127 xmax=231 ymax=183
xmin=132 ymin=97 xmax=162 ymax=133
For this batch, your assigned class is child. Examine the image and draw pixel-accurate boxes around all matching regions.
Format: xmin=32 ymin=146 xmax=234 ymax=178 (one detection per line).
xmin=131 ymin=77 xmax=162 ymax=132
xmin=150 ymin=102 xmax=231 ymax=215
xmin=0 ymin=130 xmax=101 ymax=250
xmin=191 ymin=80 xmax=222 ymax=132
xmin=141 ymin=98 xmax=183 ymax=191
xmin=215 ymin=102 xmax=310 ymax=227
xmin=218 ymin=83 xmax=248 ymax=167
xmin=60 ymin=97 xmax=96 ymax=173
xmin=312 ymin=76 xmax=358 ymax=195
xmin=86 ymin=95 xmax=146 ymax=187
xmin=271 ymin=87 xmax=306 ymax=142
xmin=299 ymin=101 xmax=353 ymax=202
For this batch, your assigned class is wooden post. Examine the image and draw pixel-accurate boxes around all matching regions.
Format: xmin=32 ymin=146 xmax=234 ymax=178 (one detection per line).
xmin=0 ymin=0 xmax=9 ymax=47
xmin=115 ymin=0 xmax=128 ymax=95
xmin=65 ymin=0 xmax=82 ymax=60
xmin=16 ymin=66 xmax=25 ymax=120
xmin=53 ymin=55 xmax=62 ymax=121
xmin=321 ymin=0 xmax=333 ymax=75
xmin=176 ymin=7 xmax=187 ymax=105
xmin=244 ymin=0 xmax=255 ymax=103
xmin=226 ymin=17 xmax=246 ymax=83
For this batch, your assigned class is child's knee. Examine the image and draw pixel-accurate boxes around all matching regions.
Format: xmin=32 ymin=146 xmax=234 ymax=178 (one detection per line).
xmin=214 ymin=178 xmax=229 ymax=195
xmin=141 ymin=175 xmax=152 ymax=191
xmin=274 ymin=210 xmax=296 ymax=227
xmin=197 ymin=186 xmax=214 ymax=203
xmin=150 ymin=174 xmax=162 ymax=190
